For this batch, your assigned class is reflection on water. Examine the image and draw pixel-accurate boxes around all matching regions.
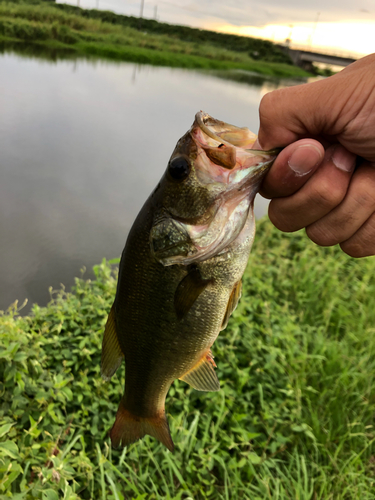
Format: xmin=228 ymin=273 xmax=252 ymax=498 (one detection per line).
xmin=208 ymin=68 xmax=308 ymax=97
xmin=0 ymin=47 xmax=305 ymax=313
xmin=0 ymin=40 xmax=79 ymax=62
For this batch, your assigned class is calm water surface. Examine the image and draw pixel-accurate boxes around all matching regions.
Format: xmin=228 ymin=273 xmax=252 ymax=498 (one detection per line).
xmin=0 ymin=51 xmax=301 ymax=312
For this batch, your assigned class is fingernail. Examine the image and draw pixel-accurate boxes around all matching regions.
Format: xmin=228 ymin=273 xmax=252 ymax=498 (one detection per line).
xmin=252 ymin=138 xmax=262 ymax=150
xmin=331 ymin=144 xmax=356 ymax=172
xmin=288 ymin=144 xmax=323 ymax=176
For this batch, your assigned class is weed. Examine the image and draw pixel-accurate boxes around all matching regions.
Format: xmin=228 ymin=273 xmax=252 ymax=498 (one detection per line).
xmin=1 ymin=220 xmax=375 ymax=498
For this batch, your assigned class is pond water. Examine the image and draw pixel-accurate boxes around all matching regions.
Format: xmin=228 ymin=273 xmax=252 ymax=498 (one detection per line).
xmin=0 ymin=49 xmax=305 ymax=312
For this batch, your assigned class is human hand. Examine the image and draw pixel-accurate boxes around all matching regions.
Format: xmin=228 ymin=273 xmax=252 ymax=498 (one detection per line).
xmin=257 ymin=53 xmax=375 ymax=257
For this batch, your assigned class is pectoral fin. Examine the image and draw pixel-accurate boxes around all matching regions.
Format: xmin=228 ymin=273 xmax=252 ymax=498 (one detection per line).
xmin=221 ymin=280 xmax=242 ymax=330
xmin=179 ymin=350 xmax=220 ymax=392
xmin=174 ymin=267 xmax=212 ymax=320
xmin=101 ymin=304 xmax=124 ymax=381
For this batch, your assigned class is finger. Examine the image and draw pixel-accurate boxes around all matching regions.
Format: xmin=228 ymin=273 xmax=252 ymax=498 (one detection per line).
xmin=268 ymin=145 xmax=356 ymax=232
xmin=306 ymin=162 xmax=375 ymax=247
xmin=257 ymin=82 xmax=327 ymax=150
xmin=259 ymin=139 xmax=324 ymax=199
xmin=340 ymin=212 xmax=375 ymax=258
xmin=257 ymin=86 xmax=310 ymax=149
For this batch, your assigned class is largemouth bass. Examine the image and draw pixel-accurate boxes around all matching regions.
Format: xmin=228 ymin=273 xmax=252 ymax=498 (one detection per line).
xmin=101 ymin=111 xmax=277 ymax=451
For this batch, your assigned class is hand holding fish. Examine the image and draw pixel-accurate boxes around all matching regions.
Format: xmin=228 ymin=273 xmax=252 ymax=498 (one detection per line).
xmin=257 ymin=52 xmax=375 ymax=258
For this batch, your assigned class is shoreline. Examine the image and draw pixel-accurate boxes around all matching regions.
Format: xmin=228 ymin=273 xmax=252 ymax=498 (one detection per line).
xmin=0 ymin=36 xmax=311 ymax=77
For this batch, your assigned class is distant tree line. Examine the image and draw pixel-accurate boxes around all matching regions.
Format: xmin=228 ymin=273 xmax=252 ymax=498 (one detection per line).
xmin=48 ymin=1 xmax=293 ymax=64
xmin=4 ymin=0 xmax=293 ymax=64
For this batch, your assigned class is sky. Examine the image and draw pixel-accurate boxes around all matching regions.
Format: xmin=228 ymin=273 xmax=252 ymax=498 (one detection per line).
xmin=59 ymin=0 xmax=375 ymax=56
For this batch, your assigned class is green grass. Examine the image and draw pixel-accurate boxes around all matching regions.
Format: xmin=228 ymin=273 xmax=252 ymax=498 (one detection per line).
xmin=0 ymin=0 xmax=311 ymax=77
xmin=1 ymin=219 xmax=375 ymax=499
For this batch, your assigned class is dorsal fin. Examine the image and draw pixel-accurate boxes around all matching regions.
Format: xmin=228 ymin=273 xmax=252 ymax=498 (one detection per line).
xmin=101 ymin=304 xmax=124 ymax=381
xmin=174 ymin=267 xmax=212 ymax=320
xmin=221 ymin=280 xmax=242 ymax=330
xmin=179 ymin=350 xmax=220 ymax=392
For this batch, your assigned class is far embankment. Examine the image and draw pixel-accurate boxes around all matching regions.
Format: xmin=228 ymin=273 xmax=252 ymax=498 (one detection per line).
xmin=0 ymin=0 xmax=311 ymax=77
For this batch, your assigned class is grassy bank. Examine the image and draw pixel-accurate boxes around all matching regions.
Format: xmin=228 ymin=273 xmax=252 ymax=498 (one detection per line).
xmin=0 ymin=0 xmax=311 ymax=77
xmin=1 ymin=219 xmax=375 ymax=499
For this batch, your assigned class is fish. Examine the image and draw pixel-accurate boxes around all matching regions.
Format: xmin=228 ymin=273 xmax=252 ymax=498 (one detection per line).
xmin=101 ymin=111 xmax=278 ymax=452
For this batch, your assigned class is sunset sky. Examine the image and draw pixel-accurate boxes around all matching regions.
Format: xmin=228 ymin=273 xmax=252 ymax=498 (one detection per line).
xmin=59 ymin=0 xmax=375 ymax=56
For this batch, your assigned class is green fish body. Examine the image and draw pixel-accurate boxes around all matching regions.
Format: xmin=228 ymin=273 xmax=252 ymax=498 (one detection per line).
xmin=101 ymin=112 xmax=277 ymax=451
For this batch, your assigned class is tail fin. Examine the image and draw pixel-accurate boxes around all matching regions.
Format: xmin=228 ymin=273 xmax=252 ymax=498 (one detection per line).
xmin=110 ymin=399 xmax=174 ymax=452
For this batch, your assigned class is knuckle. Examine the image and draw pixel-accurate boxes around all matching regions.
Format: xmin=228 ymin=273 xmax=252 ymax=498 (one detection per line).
xmin=312 ymin=179 xmax=344 ymax=210
xmin=259 ymin=92 xmax=273 ymax=115
xmin=340 ymin=240 xmax=367 ymax=258
xmin=352 ymin=176 xmax=375 ymax=211
xmin=306 ymin=224 xmax=337 ymax=247
xmin=339 ymin=212 xmax=375 ymax=258
xmin=268 ymin=203 xmax=299 ymax=232
xmin=268 ymin=211 xmax=290 ymax=232
xmin=259 ymin=89 xmax=282 ymax=118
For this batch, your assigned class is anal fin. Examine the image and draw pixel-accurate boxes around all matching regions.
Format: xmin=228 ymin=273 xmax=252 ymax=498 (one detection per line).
xmin=101 ymin=304 xmax=124 ymax=381
xmin=221 ymin=280 xmax=242 ymax=330
xmin=179 ymin=350 xmax=220 ymax=392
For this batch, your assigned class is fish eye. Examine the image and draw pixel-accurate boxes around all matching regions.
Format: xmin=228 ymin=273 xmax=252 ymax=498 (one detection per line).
xmin=168 ymin=157 xmax=191 ymax=181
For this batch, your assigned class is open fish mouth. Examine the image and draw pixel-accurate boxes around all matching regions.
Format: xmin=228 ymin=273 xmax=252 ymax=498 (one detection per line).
xmin=195 ymin=110 xmax=280 ymax=155
xmin=195 ymin=110 xmax=258 ymax=152
xmin=191 ymin=110 xmax=278 ymax=187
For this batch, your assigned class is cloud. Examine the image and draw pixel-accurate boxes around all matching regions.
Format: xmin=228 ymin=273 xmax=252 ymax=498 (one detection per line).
xmin=143 ymin=0 xmax=373 ymax=27
xmin=63 ymin=0 xmax=373 ymax=27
